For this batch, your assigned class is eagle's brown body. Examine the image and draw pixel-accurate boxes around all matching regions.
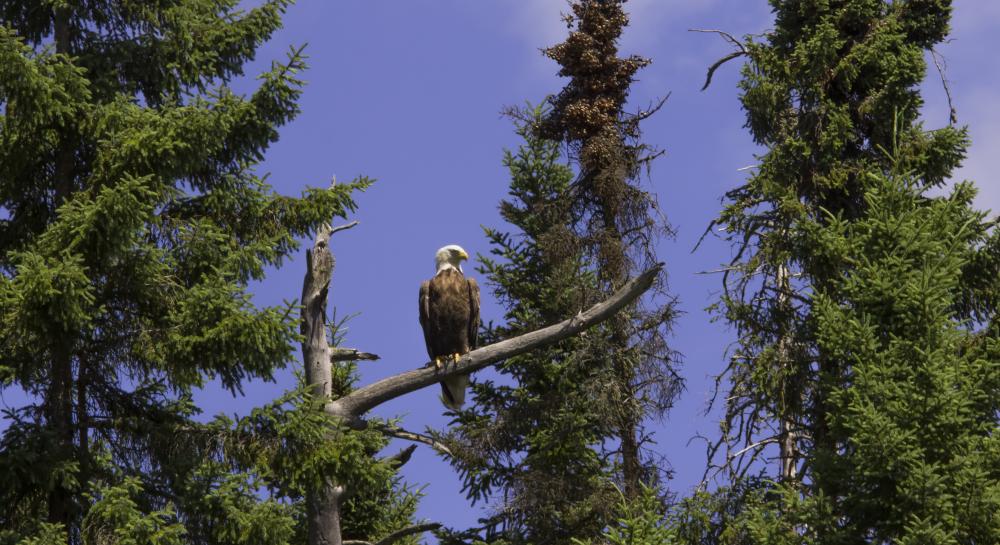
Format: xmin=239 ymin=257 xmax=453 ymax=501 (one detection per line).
xmin=419 ymin=267 xmax=479 ymax=409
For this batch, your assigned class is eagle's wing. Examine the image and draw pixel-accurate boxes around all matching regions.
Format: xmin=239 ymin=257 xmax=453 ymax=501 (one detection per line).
xmin=467 ymin=277 xmax=480 ymax=349
xmin=419 ymin=280 xmax=434 ymax=360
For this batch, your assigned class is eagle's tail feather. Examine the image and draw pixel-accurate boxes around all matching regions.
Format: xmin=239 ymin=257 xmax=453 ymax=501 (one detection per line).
xmin=440 ymin=374 xmax=470 ymax=410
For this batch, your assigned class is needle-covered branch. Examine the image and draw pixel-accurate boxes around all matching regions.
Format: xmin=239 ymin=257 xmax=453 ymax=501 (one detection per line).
xmin=329 ymin=263 xmax=663 ymax=419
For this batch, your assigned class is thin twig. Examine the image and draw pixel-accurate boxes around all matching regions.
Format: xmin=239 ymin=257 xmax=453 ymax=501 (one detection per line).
xmin=696 ymin=266 xmax=742 ymax=275
xmin=690 ymin=28 xmax=745 ymax=50
xmin=634 ymin=93 xmax=671 ymax=122
xmin=727 ymin=436 xmax=779 ymax=461
xmin=930 ymin=48 xmax=957 ymax=125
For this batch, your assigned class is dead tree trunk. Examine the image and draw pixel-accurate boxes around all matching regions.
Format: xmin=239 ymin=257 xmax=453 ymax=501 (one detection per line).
xmin=775 ymin=263 xmax=799 ymax=482
xmin=301 ymin=225 xmax=345 ymax=545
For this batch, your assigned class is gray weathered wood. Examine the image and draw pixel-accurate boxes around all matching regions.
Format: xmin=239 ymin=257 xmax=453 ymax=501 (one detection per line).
xmin=330 ymin=263 xmax=663 ymax=418
xmin=330 ymin=347 xmax=380 ymax=362
xmin=302 ymin=225 xmax=342 ymax=545
xmin=343 ymin=522 xmax=442 ymax=545
xmin=303 ymin=226 xmax=334 ymax=402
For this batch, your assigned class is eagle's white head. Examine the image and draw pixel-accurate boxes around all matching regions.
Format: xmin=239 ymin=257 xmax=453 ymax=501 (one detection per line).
xmin=435 ymin=244 xmax=469 ymax=274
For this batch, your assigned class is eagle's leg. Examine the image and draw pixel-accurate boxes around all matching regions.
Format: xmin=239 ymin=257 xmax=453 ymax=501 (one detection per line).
xmin=433 ymin=356 xmax=445 ymax=370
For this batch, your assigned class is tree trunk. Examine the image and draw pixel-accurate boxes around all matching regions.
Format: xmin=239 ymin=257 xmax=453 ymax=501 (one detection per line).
xmin=306 ymin=482 xmax=344 ymax=545
xmin=46 ymin=343 xmax=74 ymax=527
xmin=302 ymin=225 xmax=343 ymax=545
xmin=774 ymin=263 xmax=801 ymax=482
xmin=47 ymin=5 xmax=77 ymax=531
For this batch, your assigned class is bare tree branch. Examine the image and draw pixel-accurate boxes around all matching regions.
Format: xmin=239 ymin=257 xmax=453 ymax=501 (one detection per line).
xmin=329 ymin=220 xmax=360 ymax=235
xmin=343 ymin=523 xmax=442 ymax=545
xmin=329 ymin=264 xmax=663 ymax=418
xmin=330 ymin=347 xmax=380 ymax=362
xmin=689 ymin=29 xmax=749 ymax=91
xmin=374 ymin=423 xmax=452 ymax=457
xmin=690 ymin=28 xmax=745 ymax=50
xmin=381 ymin=444 xmax=418 ymax=469
xmin=930 ymin=48 xmax=957 ymax=125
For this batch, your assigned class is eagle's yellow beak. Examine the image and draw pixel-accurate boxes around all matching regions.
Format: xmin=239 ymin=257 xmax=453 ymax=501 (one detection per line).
xmin=458 ymin=249 xmax=469 ymax=260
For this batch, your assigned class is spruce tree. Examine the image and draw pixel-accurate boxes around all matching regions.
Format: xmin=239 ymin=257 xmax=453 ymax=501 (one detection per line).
xmin=440 ymin=1 xmax=681 ymax=541
xmin=441 ymin=106 xmax=620 ymax=545
xmin=0 ymin=2 xmax=414 ymax=543
xmin=538 ymin=0 xmax=680 ymax=501
xmin=702 ymin=0 xmax=1000 ymax=542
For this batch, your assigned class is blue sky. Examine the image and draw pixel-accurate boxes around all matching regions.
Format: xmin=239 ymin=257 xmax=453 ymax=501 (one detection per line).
xmin=3 ymin=0 xmax=998 ymax=538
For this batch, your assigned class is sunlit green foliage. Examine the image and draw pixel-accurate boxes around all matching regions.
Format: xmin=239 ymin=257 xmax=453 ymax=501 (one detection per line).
xmin=0 ymin=1 xmax=411 ymax=543
xmin=706 ymin=0 xmax=1000 ymax=543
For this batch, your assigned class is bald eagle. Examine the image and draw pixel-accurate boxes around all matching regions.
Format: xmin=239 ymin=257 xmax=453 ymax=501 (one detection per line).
xmin=419 ymin=245 xmax=480 ymax=410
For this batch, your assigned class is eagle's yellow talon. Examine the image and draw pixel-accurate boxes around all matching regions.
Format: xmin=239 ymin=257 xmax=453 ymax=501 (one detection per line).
xmin=433 ymin=356 xmax=445 ymax=370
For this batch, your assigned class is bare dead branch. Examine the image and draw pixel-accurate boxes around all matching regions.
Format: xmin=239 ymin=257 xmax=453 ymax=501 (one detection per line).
xmin=728 ymin=436 xmax=779 ymax=461
xmin=330 ymin=347 xmax=380 ymax=362
xmin=344 ymin=523 xmax=442 ymax=545
xmin=689 ymin=29 xmax=749 ymax=91
xmin=374 ymin=423 xmax=453 ymax=457
xmin=700 ymin=51 xmax=746 ymax=91
xmin=696 ymin=266 xmax=743 ymax=275
xmin=690 ymin=28 xmax=745 ymax=49
xmin=377 ymin=523 xmax=442 ymax=545
xmin=634 ymin=93 xmax=670 ymax=122
xmin=329 ymin=220 xmax=360 ymax=235
xmin=930 ymin=48 xmax=957 ymax=125
xmin=381 ymin=444 xmax=418 ymax=469
xmin=329 ymin=264 xmax=663 ymax=418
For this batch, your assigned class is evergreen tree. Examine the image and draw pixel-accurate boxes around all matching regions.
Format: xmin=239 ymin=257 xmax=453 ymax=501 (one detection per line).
xmin=440 ymin=1 xmax=681 ymax=540
xmin=0 ymin=2 xmax=416 ymax=543
xmin=441 ymin=106 xmax=620 ymax=545
xmin=703 ymin=0 xmax=1000 ymax=542
xmin=538 ymin=0 xmax=680 ymax=501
